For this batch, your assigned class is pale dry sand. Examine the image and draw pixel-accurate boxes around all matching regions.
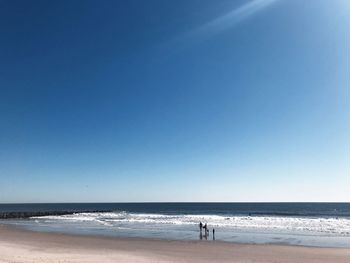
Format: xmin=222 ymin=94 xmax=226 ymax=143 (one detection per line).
xmin=1 ymin=224 xmax=350 ymax=263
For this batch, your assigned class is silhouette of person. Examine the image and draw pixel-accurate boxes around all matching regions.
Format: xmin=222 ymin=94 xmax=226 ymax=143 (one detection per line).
xmin=212 ymin=228 xmax=215 ymax=240
xmin=199 ymin=222 xmax=203 ymax=232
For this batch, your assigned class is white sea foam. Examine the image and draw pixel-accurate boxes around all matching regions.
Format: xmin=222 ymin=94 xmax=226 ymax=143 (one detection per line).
xmin=31 ymin=212 xmax=350 ymax=236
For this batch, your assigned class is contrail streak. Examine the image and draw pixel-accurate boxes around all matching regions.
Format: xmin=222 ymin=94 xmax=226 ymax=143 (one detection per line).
xmin=155 ymin=0 xmax=278 ymax=60
xmin=195 ymin=0 xmax=278 ymax=36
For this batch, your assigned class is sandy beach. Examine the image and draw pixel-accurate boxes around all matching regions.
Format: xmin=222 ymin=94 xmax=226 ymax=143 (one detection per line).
xmin=0 ymin=224 xmax=349 ymax=263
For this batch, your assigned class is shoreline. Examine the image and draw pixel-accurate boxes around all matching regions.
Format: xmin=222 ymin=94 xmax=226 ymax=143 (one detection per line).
xmin=2 ymin=222 xmax=349 ymax=249
xmin=1 ymin=224 xmax=350 ymax=262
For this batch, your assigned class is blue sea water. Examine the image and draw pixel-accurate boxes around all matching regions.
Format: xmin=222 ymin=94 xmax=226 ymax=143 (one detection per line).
xmin=1 ymin=203 xmax=350 ymax=247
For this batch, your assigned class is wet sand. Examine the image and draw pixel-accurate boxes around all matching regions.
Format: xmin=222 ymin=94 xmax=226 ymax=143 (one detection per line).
xmin=1 ymin=224 xmax=350 ymax=262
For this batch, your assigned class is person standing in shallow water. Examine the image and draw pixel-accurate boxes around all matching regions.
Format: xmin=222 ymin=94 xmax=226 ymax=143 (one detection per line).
xmin=212 ymin=228 xmax=215 ymax=240
xmin=199 ymin=222 xmax=203 ymax=240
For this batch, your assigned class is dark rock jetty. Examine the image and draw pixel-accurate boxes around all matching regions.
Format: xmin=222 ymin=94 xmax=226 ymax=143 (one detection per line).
xmin=0 ymin=210 xmax=111 ymax=219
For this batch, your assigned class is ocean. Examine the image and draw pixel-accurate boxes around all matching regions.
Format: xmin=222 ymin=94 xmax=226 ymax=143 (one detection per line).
xmin=1 ymin=203 xmax=350 ymax=247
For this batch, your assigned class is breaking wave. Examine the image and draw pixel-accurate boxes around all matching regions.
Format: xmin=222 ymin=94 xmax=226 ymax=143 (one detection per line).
xmin=31 ymin=211 xmax=350 ymax=236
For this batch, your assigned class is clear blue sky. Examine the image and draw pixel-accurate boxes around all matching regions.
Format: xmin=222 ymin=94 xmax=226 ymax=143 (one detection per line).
xmin=1 ymin=0 xmax=349 ymax=203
